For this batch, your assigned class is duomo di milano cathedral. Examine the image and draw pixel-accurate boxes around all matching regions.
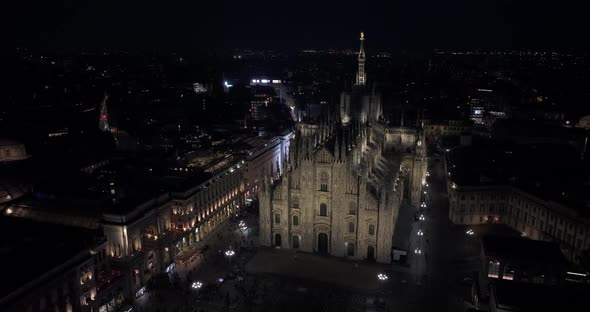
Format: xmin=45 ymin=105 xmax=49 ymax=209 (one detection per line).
xmin=259 ymin=33 xmax=426 ymax=263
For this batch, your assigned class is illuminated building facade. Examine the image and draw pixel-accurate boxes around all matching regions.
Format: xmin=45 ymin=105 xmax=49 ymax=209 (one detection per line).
xmin=446 ymin=146 xmax=590 ymax=264
xmin=259 ymin=34 xmax=426 ymax=263
xmin=101 ymin=160 xmax=247 ymax=299
xmin=0 ymin=139 xmax=29 ymax=163
xmin=0 ymin=218 xmax=122 ymax=312
xmin=423 ymin=120 xmax=472 ymax=138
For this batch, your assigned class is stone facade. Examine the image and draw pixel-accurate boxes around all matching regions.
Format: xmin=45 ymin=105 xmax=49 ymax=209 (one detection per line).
xmin=259 ymin=118 xmax=426 ymax=263
xmin=258 ymin=33 xmax=426 ymax=264
xmin=446 ymin=170 xmax=590 ymax=264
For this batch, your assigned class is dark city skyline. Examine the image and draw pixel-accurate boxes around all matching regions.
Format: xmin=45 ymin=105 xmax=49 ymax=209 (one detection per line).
xmin=5 ymin=0 xmax=590 ymax=50
xmin=2 ymin=2 xmax=590 ymax=312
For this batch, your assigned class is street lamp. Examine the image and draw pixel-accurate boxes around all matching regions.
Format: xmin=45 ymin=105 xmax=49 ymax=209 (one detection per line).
xmin=417 ymin=229 xmax=424 ymax=236
xmin=466 ymin=229 xmax=474 ymax=236
xmin=419 ymin=214 xmax=425 ymax=221
xmin=192 ymin=281 xmax=203 ymax=296
xmin=414 ymin=248 xmax=422 ymax=254
xmin=225 ymin=249 xmax=235 ymax=265
xmin=377 ymin=273 xmax=388 ymax=290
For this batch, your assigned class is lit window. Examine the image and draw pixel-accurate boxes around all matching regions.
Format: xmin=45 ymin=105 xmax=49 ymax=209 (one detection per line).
xmin=488 ymin=260 xmax=500 ymax=278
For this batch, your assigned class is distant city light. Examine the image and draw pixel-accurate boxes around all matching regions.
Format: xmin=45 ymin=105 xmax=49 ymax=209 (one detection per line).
xmin=193 ymin=82 xmax=207 ymax=94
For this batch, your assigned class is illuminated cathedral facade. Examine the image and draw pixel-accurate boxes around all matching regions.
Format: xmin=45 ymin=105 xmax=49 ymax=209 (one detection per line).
xmin=258 ymin=33 xmax=426 ymax=263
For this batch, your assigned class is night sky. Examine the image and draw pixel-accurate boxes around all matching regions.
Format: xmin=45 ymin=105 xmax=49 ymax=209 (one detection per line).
xmin=5 ymin=0 xmax=589 ymax=50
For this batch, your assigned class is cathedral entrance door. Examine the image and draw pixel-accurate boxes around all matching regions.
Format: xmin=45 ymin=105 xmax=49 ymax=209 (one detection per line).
xmin=292 ymin=236 xmax=300 ymax=249
xmin=367 ymin=246 xmax=375 ymax=261
xmin=275 ymin=234 xmax=282 ymax=247
xmin=317 ymin=233 xmax=328 ymax=255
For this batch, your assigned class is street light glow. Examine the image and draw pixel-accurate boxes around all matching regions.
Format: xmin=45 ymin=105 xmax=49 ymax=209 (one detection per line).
xmin=377 ymin=273 xmax=388 ymax=281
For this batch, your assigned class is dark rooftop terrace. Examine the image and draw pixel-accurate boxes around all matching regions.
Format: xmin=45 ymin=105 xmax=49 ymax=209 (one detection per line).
xmin=0 ymin=217 xmax=102 ymax=301
xmin=482 ymin=235 xmax=567 ymax=266
xmin=448 ymin=141 xmax=589 ymax=212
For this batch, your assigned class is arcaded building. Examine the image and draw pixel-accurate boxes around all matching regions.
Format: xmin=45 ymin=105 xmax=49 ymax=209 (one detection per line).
xmin=258 ymin=33 xmax=426 ymax=263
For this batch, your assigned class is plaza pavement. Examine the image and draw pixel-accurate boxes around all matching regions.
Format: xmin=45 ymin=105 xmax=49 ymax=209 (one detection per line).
xmin=246 ymin=248 xmax=411 ymax=291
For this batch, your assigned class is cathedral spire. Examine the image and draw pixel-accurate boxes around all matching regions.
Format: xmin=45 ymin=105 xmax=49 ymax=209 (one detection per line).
xmin=355 ymin=32 xmax=366 ymax=86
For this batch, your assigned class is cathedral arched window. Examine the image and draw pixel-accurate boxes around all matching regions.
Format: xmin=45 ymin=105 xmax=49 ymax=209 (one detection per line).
xmin=369 ymin=224 xmax=375 ymax=235
xmin=320 ymin=172 xmax=328 ymax=191
xmin=319 ymin=203 xmax=327 ymax=216
xmin=348 ymin=222 xmax=355 ymax=233
xmin=275 ymin=214 xmax=280 ymax=224
xmin=293 ymin=215 xmax=299 ymax=226
xmin=292 ymin=196 xmax=299 ymax=208
xmin=349 ymin=202 xmax=356 ymax=215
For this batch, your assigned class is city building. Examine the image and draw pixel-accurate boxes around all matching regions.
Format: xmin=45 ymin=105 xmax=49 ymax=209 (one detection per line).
xmin=101 ymin=193 xmax=173 ymax=300
xmin=446 ymin=143 xmax=590 ymax=263
xmin=422 ymin=119 xmax=471 ymax=139
xmin=1 ymin=150 xmax=254 ymax=308
xmin=0 ymin=218 xmax=122 ymax=312
xmin=0 ymin=138 xmax=29 ymax=163
xmin=473 ymin=235 xmax=585 ymax=312
xmin=258 ymin=33 xmax=426 ymax=263
xmin=250 ymin=86 xmax=278 ymax=121
xmin=239 ymin=133 xmax=292 ymax=197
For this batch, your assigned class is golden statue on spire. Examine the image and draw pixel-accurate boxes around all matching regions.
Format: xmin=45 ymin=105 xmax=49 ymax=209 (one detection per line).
xmin=361 ymin=32 xmax=364 ymax=39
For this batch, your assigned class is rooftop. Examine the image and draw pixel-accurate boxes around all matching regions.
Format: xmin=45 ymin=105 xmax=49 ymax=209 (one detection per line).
xmin=448 ymin=142 xmax=590 ymax=215
xmin=0 ymin=138 xmax=23 ymax=147
xmin=0 ymin=217 xmax=102 ymax=301
xmin=482 ymin=235 xmax=567 ymax=266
